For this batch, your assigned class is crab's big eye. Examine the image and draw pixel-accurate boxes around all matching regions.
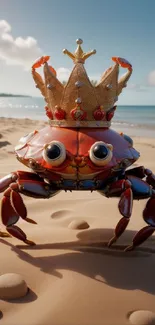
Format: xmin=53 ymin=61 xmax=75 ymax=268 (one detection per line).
xmin=89 ymin=141 xmax=113 ymax=166
xmin=93 ymin=144 xmax=108 ymax=159
xmin=43 ymin=141 xmax=66 ymax=166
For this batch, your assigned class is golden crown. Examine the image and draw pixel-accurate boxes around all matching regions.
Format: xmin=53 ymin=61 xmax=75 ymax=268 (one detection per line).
xmin=32 ymin=39 xmax=132 ymax=128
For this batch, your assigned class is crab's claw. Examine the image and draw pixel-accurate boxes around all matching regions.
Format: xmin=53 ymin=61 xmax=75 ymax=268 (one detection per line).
xmin=112 ymin=57 xmax=132 ymax=71
xmin=32 ymin=56 xmax=50 ymax=69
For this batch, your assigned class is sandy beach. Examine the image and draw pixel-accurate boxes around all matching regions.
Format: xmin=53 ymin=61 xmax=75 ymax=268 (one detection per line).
xmin=0 ymin=117 xmax=155 ymax=325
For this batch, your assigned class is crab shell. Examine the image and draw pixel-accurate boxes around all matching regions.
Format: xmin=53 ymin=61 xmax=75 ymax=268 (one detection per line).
xmin=15 ymin=126 xmax=140 ymax=181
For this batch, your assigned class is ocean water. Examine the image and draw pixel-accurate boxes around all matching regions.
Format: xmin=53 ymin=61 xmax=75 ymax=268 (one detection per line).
xmin=0 ymin=96 xmax=155 ymax=137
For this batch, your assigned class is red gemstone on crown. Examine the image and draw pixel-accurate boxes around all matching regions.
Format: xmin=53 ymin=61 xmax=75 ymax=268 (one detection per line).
xmin=107 ymin=111 xmax=114 ymax=121
xmin=70 ymin=105 xmax=87 ymax=121
xmin=106 ymin=108 xmax=116 ymax=121
xmin=93 ymin=106 xmax=105 ymax=120
xmin=54 ymin=106 xmax=66 ymax=120
xmin=45 ymin=106 xmax=53 ymax=119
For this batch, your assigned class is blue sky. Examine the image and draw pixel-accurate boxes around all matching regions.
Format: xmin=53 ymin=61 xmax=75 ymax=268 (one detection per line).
xmin=0 ymin=0 xmax=155 ymax=105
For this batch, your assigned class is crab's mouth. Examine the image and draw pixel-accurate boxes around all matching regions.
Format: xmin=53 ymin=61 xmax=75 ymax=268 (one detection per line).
xmin=70 ymin=156 xmax=88 ymax=169
xmin=69 ymin=156 xmax=112 ymax=171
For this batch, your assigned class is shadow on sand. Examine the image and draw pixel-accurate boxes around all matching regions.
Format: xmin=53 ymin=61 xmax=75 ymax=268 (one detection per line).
xmin=1 ymin=288 xmax=38 ymax=304
xmin=0 ymin=310 xmax=3 ymax=320
xmin=0 ymin=141 xmax=11 ymax=148
xmin=1 ymin=228 xmax=155 ymax=295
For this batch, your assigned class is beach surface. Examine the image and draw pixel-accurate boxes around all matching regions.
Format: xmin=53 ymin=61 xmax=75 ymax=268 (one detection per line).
xmin=0 ymin=117 xmax=155 ymax=325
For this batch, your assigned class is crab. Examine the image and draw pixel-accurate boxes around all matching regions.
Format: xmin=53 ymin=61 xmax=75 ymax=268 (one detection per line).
xmin=0 ymin=124 xmax=155 ymax=251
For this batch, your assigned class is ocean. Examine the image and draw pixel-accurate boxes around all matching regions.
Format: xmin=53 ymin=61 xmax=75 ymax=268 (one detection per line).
xmin=0 ymin=96 xmax=155 ymax=137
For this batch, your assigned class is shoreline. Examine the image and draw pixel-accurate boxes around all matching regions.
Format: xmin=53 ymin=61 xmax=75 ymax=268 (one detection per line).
xmin=0 ymin=116 xmax=155 ymax=138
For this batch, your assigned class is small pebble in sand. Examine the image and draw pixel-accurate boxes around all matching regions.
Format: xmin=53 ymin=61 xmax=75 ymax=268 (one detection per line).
xmin=129 ymin=310 xmax=155 ymax=325
xmin=68 ymin=220 xmax=89 ymax=230
xmin=0 ymin=273 xmax=28 ymax=300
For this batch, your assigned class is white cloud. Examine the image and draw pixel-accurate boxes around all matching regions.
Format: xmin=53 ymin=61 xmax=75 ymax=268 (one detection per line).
xmin=56 ymin=67 xmax=71 ymax=81
xmin=126 ymin=83 xmax=148 ymax=92
xmin=148 ymin=70 xmax=155 ymax=86
xmin=0 ymin=20 xmax=42 ymax=69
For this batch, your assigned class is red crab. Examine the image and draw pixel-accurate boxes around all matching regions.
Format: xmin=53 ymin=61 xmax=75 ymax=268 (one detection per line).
xmin=0 ymin=125 xmax=155 ymax=251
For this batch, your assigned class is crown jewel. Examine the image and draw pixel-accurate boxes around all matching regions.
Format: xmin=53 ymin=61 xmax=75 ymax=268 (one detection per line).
xmin=32 ymin=39 xmax=132 ymax=128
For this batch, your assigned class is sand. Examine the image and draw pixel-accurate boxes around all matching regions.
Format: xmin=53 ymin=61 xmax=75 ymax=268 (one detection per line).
xmin=0 ymin=117 xmax=155 ymax=325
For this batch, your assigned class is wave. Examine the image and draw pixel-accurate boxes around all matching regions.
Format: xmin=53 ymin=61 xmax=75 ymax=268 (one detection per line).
xmin=112 ymin=120 xmax=155 ymax=130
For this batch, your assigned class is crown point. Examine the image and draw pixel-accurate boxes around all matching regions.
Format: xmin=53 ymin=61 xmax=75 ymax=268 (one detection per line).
xmin=76 ymin=38 xmax=83 ymax=45
xmin=63 ymin=49 xmax=67 ymax=54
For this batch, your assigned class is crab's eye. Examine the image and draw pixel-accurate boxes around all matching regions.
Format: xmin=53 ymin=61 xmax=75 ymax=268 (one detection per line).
xmin=43 ymin=141 xmax=66 ymax=166
xmin=89 ymin=141 xmax=113 ymax=166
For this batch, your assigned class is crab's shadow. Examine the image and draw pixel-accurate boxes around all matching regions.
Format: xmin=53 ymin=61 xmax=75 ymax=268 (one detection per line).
xmin=1 ymin=228 xmax=155 ymax=295
xmin=0 ymin=140 xmax=11 ymax=148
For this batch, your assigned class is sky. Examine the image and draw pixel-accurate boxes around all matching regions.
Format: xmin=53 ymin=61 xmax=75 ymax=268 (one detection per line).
xmin=0 ymin=0 xmax=155 ymax=105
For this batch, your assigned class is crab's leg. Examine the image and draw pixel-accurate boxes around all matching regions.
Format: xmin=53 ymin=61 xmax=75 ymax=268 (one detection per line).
xmin=145 ymin=169 xmax=155 ymax=189
xmin=119 ymin=173 xmax=154 ymax=251
xmin=103 ymin=179 xmax=133 ymax=247
xmin=125 ymin=196 xmax=155 ymax=251
xmin=126 ymin=175 xmax=152 ymax=200
xmin=123 ymin=171 xmax=155 ymax=251
xmin=99 ymin=168 xmax=155 ymax=250
xmin=126 ymin=166 xmax=155 ymax=188
xmin=0 ymin=173 xmax=18 ymax=192
xmin=108 ymin=174 xmax=154 ymax=249
xmin=0 ymin=171 xmax=59 ymax=244
xmin=1 ymin=194 xmax=35 ymax=245
xmin=125 ymin=166 xmax=146 ymax=179
xmin=0 ymin=173 xmax=18 ymax=237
